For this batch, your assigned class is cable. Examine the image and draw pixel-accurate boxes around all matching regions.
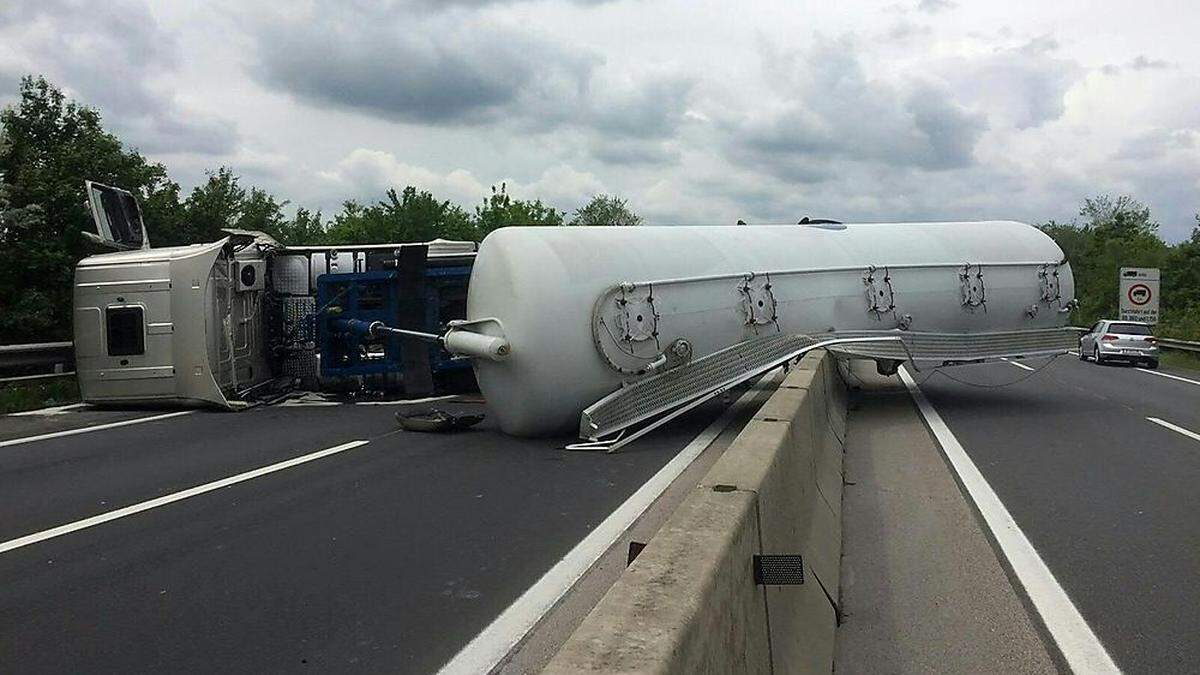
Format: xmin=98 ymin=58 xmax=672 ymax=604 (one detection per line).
xmin=914 ymin=353 xmax=1065 ymax=388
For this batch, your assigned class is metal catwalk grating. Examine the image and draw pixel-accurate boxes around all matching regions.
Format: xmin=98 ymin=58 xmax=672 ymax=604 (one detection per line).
xmin=580 ymin=333 xmax=820 ymax=440
xmin=823 ymin=327 xmax=1080 ymax=361
xmin=579 ymin=327 xmax=1079 ymax=442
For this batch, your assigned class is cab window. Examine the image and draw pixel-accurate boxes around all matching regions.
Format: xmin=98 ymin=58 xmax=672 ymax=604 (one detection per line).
xmin=106 ymin=306 xmax=145 ymax=356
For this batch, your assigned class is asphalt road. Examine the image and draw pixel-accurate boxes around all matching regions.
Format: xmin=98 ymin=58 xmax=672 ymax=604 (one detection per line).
xmin=911 ymin=356 xmax=1200 ymax=674
xmin=0 ymin=395 xmax=750 ymax=674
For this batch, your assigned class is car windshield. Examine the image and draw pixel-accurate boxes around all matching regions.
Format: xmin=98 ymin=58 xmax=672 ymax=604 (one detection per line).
xmin=1110 ymin=323 xmax=1152 ymax=335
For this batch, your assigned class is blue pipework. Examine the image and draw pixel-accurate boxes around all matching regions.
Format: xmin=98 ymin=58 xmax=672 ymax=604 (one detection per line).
xmin=315 ymin=267 xmax=473 ymax=379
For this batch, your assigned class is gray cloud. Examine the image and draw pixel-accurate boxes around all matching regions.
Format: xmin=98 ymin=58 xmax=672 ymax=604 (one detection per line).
xmin=936 ymin=37 xmax=1082 ymax=128
xmin=0 ymin=0 xmax=238 ymax=155
xmin=1129 ymin=55 xmax=1171 ymax=70
xmin=254 ymin=8 xmax=599 ymax=127
xmin=588 ymin=137 xmax=680 ymax=166
xmin=585 ymin=74 xmax=694 ymax=140
xmin=249 ymin=4 xmax=693 ymax=159
xmin=1101 ymin=55 xmax=1173 ymax=76
xmin=917 ymin=0 xmax=956 ymax=14
xmin=1113 ymin=128 xmax=1196 ymax=161
xmin=724 ymin=39 xmax=986 ymax=181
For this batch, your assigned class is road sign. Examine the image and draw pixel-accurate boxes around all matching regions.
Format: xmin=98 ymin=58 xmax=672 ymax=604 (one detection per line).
xmin=1119 ymin=267 xmax=1160 ymax=324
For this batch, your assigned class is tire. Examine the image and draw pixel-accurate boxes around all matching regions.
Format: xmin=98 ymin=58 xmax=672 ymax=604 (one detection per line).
xmin=1145 ymin=360 xmax=1159 ymax=370
xmin=1093 ymin=346 xmax=1103 ymax=365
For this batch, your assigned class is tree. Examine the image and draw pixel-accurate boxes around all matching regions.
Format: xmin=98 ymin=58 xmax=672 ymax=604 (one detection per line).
xmin=1079 ymin=194 xmax=1158 ymax=239
xmin=1040 ymin=195 xmax=1194 ymax=337
xmin=474 ymin=183 xmax=563 ymax=238
xmin=270 ymin=207 xmax=326 ymax=246
xmin=0 ymin=76 xmax=182 ymax=342
xmin=569 ymin=194 xmax=642 ymax=226
xmin=324 ymin=186 xmax=476 ymax=244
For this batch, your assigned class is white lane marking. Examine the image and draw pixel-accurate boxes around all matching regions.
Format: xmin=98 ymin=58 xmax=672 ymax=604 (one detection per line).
xmin=0 ymin=439 xmax=369 ymax=555
xmin=1147 ymin=417 xmax=1200 ymax=443
xmin=278 ymin=399 xmax=341 ymax=407
xmin=437 ymin=371 xmax=783 ymax=675
xmin=1001 ymin=357 xmax=1036 ymax=372
xmin=0 ymin=411 xmax=195 ymax=449
xmin=356 ymin=395 xmax=463 ymax=406
xmin=9 ymin=402 xmax=88 ymax=417
xmin=1068 ymin=350 xmax=1080 ymax=356
xmin=1137 ymin=368 xmax=1200 ymax=387
xmin=899 ymin=367 xmax=1120 ymax=674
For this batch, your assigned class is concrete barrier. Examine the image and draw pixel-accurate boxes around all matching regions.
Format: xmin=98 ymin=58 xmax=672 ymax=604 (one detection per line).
xmin=544 ymin=351 xmax=846 ymax=674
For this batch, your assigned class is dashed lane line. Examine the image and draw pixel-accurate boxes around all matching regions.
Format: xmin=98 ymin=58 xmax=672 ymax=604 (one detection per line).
xmin=1001 ymin=357 xmax=1036 ymax=372
xmin=0 ymin=439 xmax=369 ymax=555
xmin=1146 ymin=417 xmax=1200 ymax=443
xmin=0 ymin=411 xmax=196 ymax=449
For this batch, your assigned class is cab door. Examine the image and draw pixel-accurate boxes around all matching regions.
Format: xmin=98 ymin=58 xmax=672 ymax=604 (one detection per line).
xmin=84 ymin=181 xmax=151 ymax=250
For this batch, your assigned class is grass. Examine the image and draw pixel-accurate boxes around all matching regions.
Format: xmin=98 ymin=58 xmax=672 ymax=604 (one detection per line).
xmin=1159 ymin=349 xmax=1200 ymax=373
xmin=0 ymin=376 xmax=81 ymax=415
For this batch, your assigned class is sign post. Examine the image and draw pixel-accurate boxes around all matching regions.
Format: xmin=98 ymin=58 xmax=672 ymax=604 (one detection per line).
xmin=1119 ymin=267 xmax=1160 ymax=324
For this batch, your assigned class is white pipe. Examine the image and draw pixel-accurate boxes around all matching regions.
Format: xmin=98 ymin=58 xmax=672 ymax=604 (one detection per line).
xmin=444 ymin=330 xmax=510 ymax=361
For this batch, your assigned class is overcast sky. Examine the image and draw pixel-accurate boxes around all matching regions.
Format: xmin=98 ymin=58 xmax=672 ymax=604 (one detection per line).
xmin=1 ymin=0 xmax=1197 ymax=241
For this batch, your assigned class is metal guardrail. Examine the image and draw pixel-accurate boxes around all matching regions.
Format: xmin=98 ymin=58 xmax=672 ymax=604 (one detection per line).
xmin=1158 ymin=337 xmax=1200 ymax=354
xmin=0 ymin=342 xmax=75 ymax=381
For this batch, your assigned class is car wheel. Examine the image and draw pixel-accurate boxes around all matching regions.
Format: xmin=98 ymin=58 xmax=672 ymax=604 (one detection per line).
xmin=1145 ymin=359 xmax=1159 ymax=370
xmin=1093 ymin=346 xmax=1103 ymax=365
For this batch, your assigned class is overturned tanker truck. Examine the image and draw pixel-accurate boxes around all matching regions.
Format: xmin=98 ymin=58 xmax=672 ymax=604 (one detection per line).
xmin=73 ymin=182 xmax=1076 ymax=448
xmin=445 ymin=221 xmax=1076 ymax=448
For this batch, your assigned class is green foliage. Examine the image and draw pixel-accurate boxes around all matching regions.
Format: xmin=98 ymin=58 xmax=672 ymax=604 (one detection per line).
xmin=324 ymin=186 xmax=475 ymax=244
xmin=0 ymin=376 xmax=79 ymax=415
xmin=473 ymin=183 xmax=564 ymax=238
xmin=271 ymin=207 xmax=326 ymax=246
xmin=1039 ymin=196 xmax=1197 ymax=340
xmin=0 ymin=76 xmax=179 ymax=342
xmin=569 ymin=194 xmax=642 ymax=226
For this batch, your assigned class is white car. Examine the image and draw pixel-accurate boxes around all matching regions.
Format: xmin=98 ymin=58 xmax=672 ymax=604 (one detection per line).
xmin=1079 ymin=320 xmax=1159 ymax=368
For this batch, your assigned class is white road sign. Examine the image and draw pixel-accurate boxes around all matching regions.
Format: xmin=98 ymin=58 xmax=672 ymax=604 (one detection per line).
xmin=1119 ymin=267 xmax=1160 ymax=324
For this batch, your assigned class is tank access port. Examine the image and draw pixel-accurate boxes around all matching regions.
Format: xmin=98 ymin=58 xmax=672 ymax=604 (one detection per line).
xmin=875 ymin=358 xmax=902 ymax=376
xmin=333 ymin=318 xmax=511 ymax=362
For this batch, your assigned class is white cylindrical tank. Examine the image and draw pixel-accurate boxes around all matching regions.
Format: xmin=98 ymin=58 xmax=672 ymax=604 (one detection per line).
xmin=465 ymin=222 xmax=1073 ymax=436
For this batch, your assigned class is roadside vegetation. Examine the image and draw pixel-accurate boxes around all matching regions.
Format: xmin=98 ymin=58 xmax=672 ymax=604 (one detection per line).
xmin=1040 ymin=196 xmax=1200 ymax=341
xmin=1159 ymin=350 xmax=1200 ymax=374
xmin=1 ymin=74 xmax=1197 ymax=351
xmin=0 ymin=376 xmax=79 ymax=415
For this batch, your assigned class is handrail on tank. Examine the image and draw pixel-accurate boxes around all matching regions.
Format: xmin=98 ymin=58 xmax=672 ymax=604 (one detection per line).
xmin=599 ymin=259 xmax=1066 ymax=292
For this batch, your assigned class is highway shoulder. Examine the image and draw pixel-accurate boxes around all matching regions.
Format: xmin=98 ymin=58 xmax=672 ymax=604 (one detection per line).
xmin=835 ymin=364 xmax=1057 ymax=674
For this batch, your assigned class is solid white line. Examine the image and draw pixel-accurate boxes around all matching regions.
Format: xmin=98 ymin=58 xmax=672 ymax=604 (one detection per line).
xmin=0 ymin=439 xmax=369 ymax=555
xmin=899 ymin=367 xmax=1120 ymax=674
xmin=1146 ymin=417 xmax=1200 ymax=443
xmin=437 ymin=371 xmax=783 ymax=675
xmin=0 ymin=410 xmax=195 ymax=449
xmin=1068 ymin=350 xmax=1080 ymax=356
xmin=1136 ymin=368 xmax=1200 ymax=387
xmin=1000 ymin=357 xmax=1036 ymax=372
xmin=9 ymin=402 xmax=88 ymax=417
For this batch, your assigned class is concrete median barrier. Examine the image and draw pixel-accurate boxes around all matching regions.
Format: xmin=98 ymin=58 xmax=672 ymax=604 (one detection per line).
xmin=544 ymin=351 xmax=846 ymax=674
